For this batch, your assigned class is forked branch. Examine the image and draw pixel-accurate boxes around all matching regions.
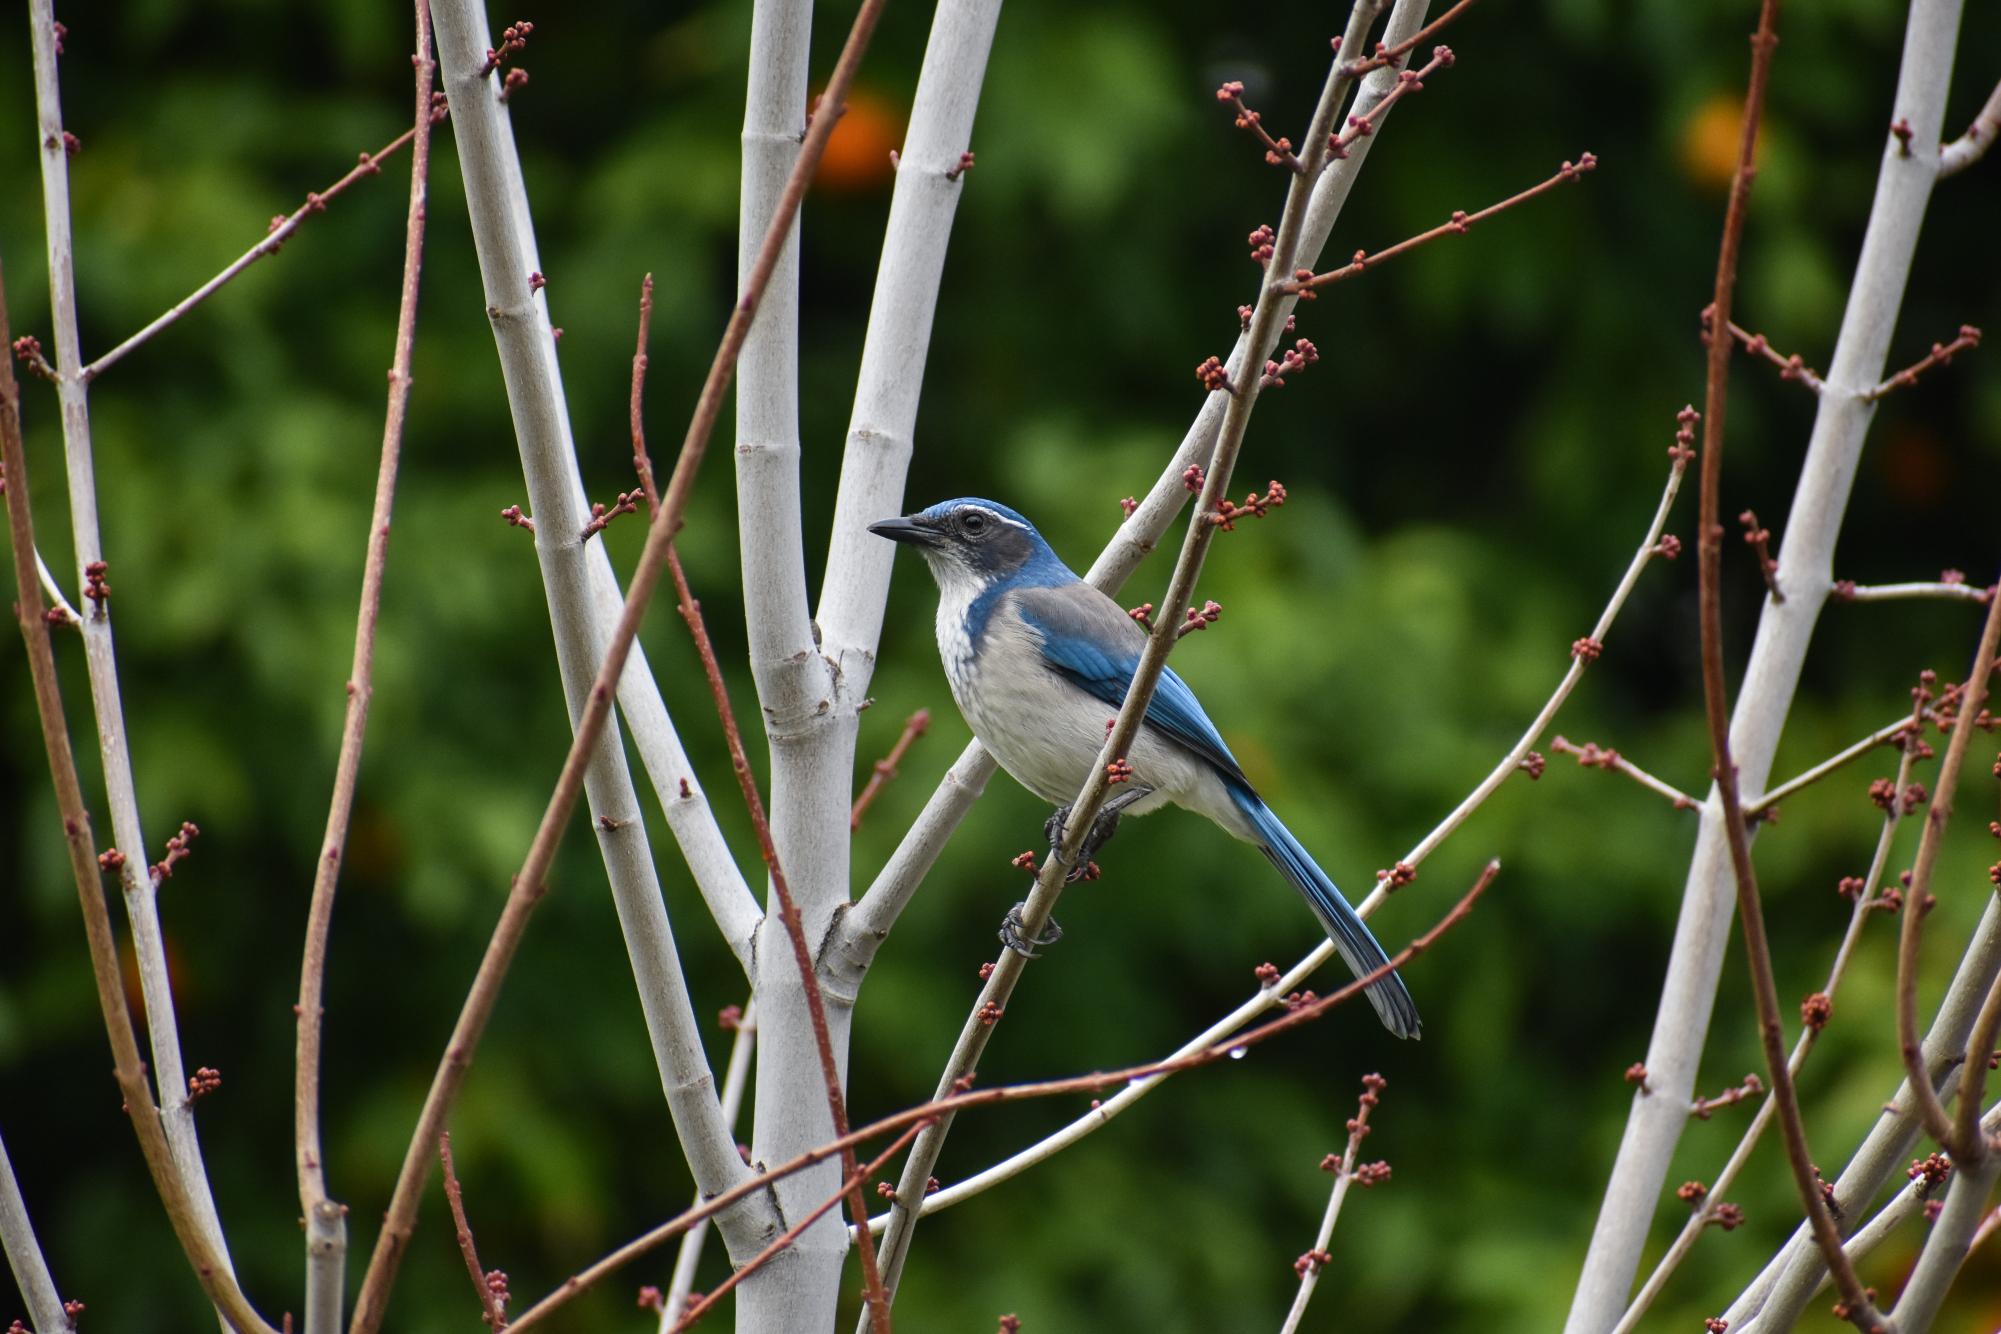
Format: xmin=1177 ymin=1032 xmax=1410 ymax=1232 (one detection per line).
xmin=345 ymin=0 xmax=891 ymax=1326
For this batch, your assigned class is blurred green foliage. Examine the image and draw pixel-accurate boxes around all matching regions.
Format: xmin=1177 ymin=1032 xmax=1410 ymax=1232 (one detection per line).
xmin=2 ymin=0 xmax=2000 ymax=1330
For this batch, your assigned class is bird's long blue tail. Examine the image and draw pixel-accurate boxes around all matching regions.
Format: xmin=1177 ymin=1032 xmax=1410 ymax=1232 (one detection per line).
xmin=1229 ymin=787 xmax=1422 ymax=1040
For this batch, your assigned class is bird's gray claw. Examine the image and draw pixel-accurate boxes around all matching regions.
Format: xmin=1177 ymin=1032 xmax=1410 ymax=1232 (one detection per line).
xmin=1044 ymin=805 xmax=1071 ymax=849
xmin=999 ymin=901 xmax=1062 ymax=957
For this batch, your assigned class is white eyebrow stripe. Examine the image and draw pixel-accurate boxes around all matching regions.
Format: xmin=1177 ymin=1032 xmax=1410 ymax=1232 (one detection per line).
xmin=972 ymin=507 xmax=1030 ymax=532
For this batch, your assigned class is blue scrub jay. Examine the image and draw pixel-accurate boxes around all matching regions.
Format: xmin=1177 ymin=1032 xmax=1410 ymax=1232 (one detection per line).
xmin=870 ymin=497 xmax=1421 ymax=1039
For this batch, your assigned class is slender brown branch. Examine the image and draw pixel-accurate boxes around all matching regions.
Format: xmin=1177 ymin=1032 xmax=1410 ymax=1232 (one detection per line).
xmin=346 ymin=2 xmax=889 ymax=1327
xmin=661 ymin=543 xmax=892 ymax=1328
xmin=1959 ymin=967 xmax=2001 ymax=1167
xmin=1215 ymin=83 xmax=1304 ymax=173
xmin=1286 ymin=154 xmax=1598 ymax=293
xmin=667 ymin=1121 xmax=928 ymax=1334
xmin=1865 ymin=323 xmax=1982 ymax=401
xmin=1345 ymin=0 xmax=1483 ymax=76
xmin=1739 ymin=509 xmax=1783 ymax=602
xmin=1 ymin=257 xmax=278 ymax=1334
xmin=296 ymin=0 xmax=436 ymax=1238
xmin=440 ymin=1133 xmax=508 ymax=1329
xmin=1690 ymin=1072 xmax=1765 ymax=1120
xmin=1550 ymin=735 xmax=1699 ymax=810
xmin=505 ymin=861 xmax=1496 ymax=1330
xmin=1692 ymin=5 xmax=1880 ymax=1326
xmin=84 ymin=126 xmax=431 ymax=382
xmin=630 ymin=274 xmax=659 ymax=512
xmin=1714 ymin=315 xmax=1824 ymax=391
xmin=1900 ymin=588 xmax=2001 ymax=1159
xmin=1325 ymin=45 xmax=1454 ymax=160
xmin=851 ymin=709 xmax=932 ymax=831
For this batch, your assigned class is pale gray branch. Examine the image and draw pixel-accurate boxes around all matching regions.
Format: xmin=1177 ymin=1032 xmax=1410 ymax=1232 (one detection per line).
xmin=736 ymin=0 xmax=833 ymax=739
xmin=428 ymin=0 xmax=767 ymax=1252
xmin=1563 ymin=2 xmax=1968 ymax=1325
xmin=1939 ymin=76 xmax=2001 ymax=177
xmin=26 ymin=0 xmax=237 ymax=1308
xmin=303 ymin=1199 xmax=345 ymax=1334
xmin=661 ymin=1002 xmax=757 ymax=1329
xmin=1888 ymin=1151 xmax=2001 ymax=1333
xmin=829 ymin=739 xmax=995 ymax=988
xmin=32 ymin=551 xmax=76 ymax=623
xmin=0 ymin=1123 xmax=71 ymax=1334
xmin=816 ymin=0 xmax=1005 ymax=699
xmin=1839 ymin=579 xmax=1990 ymax=603
xmin=1743 ymin=711 xmax=1918 ymax=815
xmin=1730 ymin=1096 xmax=2001 ymax=1333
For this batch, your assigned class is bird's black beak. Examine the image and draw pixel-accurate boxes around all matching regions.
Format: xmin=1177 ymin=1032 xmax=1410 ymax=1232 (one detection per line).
xmin=868 ymin=515 xmax=936 ymax=546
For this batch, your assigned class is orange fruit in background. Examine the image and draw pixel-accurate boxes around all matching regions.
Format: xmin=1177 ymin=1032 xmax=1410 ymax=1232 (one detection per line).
xmin=815 ymin=87 xmax=902 ymax=192
xmin=1680 ymin=93 xmax=1757 ymax=189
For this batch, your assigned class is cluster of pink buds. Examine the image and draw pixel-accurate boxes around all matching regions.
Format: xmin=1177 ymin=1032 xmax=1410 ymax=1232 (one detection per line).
xmin=481 ymin=19 xmax=533 ymax=76
xmin=151 ymin=821 xmax=200 ymax=882
xmin=1260 ymin=338 xmax=1319 ymax=388
xmin=1211 ymin=480 xmax=1288 ymax=530
xmin=1247 ymin=224 xmax=1275 ymax=268
xmin=580 ymin=489 xmax=643 ymax=540
xmin=1670 ymin=406 xmax=1698 ymax=462
xmin=187 ymin=1066 xmax=223 ymax=1103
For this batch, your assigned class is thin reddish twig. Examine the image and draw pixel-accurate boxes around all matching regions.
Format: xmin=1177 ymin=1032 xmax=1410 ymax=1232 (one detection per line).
xmin=85 ymin=121 xmax=436 ymax=382
xmin=1325 ymin=46 xmax=1454 ymax=160
xmin=295 ymin=0 xmax=437 ymax=1231
xmin=1865 ymin=324 xmax=1982 ymax=401
xmin=1550 ymin=735 xmax=1699 ymax=810
xmin=501 ymin=861 xmax=1498 ymax=1330
xmin=1738 ymin=508 xmax=1783 ymax=602
xmin=851 ymin=709 xmax=932 ymax=831
xmin=440 ymin=1132 xmax=508 ymax=1329
xmin=1710 ymin=315 xmax=1823 ymax=391
xmin=1690 ymin=4 xmax=1881 ymax=1327
xmin=2 ymin=261 xmax=279 ymax=1334
xmin=1690 ymin=1072 xmax=1765 ymax=1120
xmin=1344 ymin=0 xmax=1483 ymax=77
xmin=1286 ymin=153 xmax=1597 ymax=294
xmin=630 ymin=273 xmax=659 ymax=512
xmin=661 ymin=543 xmax=893 ymax=1328
xmin=1214 ymin=83 xmax=1303 ymax=173
xmin=345 ymin=2 xmax=890 ymax=1329
xmin=1898 ymin=589 xmax=2001 ymax=1158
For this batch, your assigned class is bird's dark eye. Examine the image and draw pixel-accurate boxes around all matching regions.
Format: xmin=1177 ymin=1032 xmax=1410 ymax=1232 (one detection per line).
xmin=959 ymin=511 xmax=989 ymax=537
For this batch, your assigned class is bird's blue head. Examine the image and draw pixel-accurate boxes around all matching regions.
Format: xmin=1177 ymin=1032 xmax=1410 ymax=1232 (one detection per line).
xmin=869 ymin=498 xmax=1075 ymax=593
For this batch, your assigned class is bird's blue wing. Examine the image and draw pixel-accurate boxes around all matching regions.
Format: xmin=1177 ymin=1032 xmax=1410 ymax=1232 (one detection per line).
xmin=1012 ymin=583 xmax=1251 ymax=788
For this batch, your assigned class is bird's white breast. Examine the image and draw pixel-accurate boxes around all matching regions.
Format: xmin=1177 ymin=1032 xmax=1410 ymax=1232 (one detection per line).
xmin=932 ymin=581 xmax=1228 ymax=821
